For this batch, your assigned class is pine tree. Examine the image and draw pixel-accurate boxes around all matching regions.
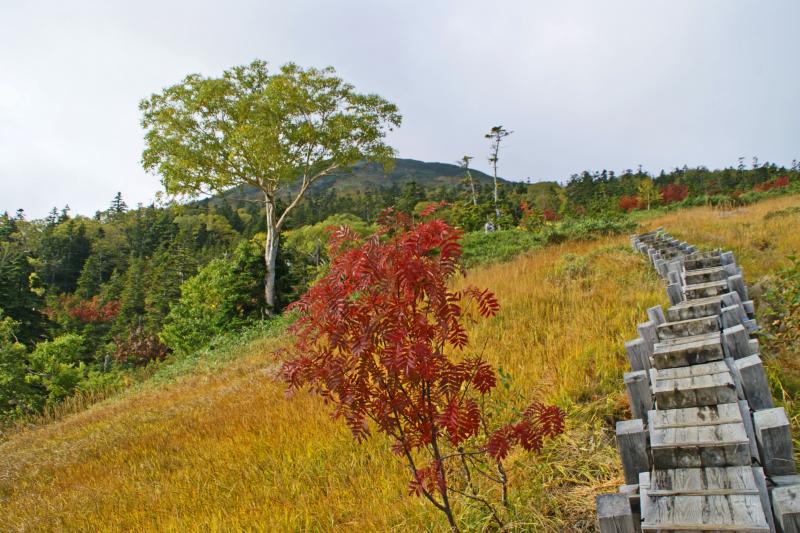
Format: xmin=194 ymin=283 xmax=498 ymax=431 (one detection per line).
xmin=114 ymin=256 xmax=146 ymax=334
xmin=46 ymin=207 xmax=58 ymax=226
xmin=110 ymin=192 xmax=127 ymax=216
xmin=144 ymin=243 xmax=196 ymax=332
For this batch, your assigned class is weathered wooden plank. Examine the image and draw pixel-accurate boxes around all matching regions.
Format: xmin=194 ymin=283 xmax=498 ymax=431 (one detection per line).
xmin=735 ymin=355 xmax=774 ymax=411
xmin=728 ymin=273 xmax=749 ymax=301
xmin=723 ymin=356 xmax=747 ymax=402
xmin=721 ymin=304 xmax=748 ymax=330
xmin=647 ymin=305 xmax=666 ymax=326
xmin=723 ymin=324 xmax=754 ymax=359
xmin=617 ymin=419 xmax=650 ymax=485
xmin=638 ymin=321 xmax=659 ymax=351
xmin=754 ymin=408 xmax=796 ymax=477
xmin=648 ymin=466 xmax=758 ymax=496
xmin=625 ymin=338 xmax=650 ymax=372
xmin=684 ymin=266 xmax=728 ymax=285
xmin=654 ymin=360 xmax=730 ymax=381
xmin=667 ymin=282 xmax=683 ymax=306
xmin=650 ymin=422 xmax=751 ymax=468
xmin=749 ymin=338 xmax=760 ymax=355
xmin=596 ymin=493 xmax=637 ymax=533
xmin=642 ymin=494 xmax=769 ymax=531
xmin=720 ymin=251 xmax=736 ymax=265
xmin=667 ymin=299 xmax=723 ymax=322
xmin=652 ymin=335 xmax=724 ymax=370
xmin=684 ymin=252 xmax=723 ymax=271
xmin=685 ymin=279 xmax=730 ymax=300
xmin=657 ymin=315 xmax=720 ymax=341
xmin=625 ymin=370 xmax=653 ymax=421
xmin=771 ymin=485 xmax=800 ymax=533
xmin=649 ymin=403 xmax=742 ymax=430
xmin=653 ymin=370 xmax=737 ymax=409
xmin=738 ymin=400 xmax=761 ymax=461
xmin=656 ymin=331 xmax=720 ymax=347
xmin=750 ymin=467 xmax=777 ymax=533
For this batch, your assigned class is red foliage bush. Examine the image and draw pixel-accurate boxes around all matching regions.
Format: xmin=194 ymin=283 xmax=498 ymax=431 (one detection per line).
xmin=113 ymin=326 xmax=170 ymax=366
xmin=660 ymin=183 xmax=689 ymax=204
xmin=619 ymin=194 xmax=640 ymax=212
xmin=68 ymin=296 xmax=120 ymax=323
xmin=542 ymin=208 xmax=560 ymax=221
xmin=280 ymin=209 xmax=563 ymax=529
xmin=754 ymin=176 xmax=791 ymax=192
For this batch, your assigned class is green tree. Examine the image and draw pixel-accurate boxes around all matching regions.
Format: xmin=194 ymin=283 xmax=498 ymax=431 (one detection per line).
xmin=160 ymin=239 xmax=265 ymax=355
xmin=114 ymin=256 xmax=146 ymax=334
xmin=27 ymin=334 xmax=85 ymax=403
xmin=144 ymin=243 xmax=196 ymax=332
xmin=0 ymin=310 xmax=37 ymax=418
xmin=140 ymin=60 xmax=401 ymax=314
xmin=637 ymin=177 xmax=659 ymax=210
xmin=0 ymin=242 xmax=46 ymax=345
xmin=109 ymin=192 xmax=127 ymax=216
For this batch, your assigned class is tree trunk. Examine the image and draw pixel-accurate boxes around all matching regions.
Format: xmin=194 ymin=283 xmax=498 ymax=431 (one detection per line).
xmin=492 ymin=167 xmax=500 ymax=222
xmin=468 ymin=171 xmax=477 ymax=206
xmin=264 ymin=195 xmax=279 ymax=316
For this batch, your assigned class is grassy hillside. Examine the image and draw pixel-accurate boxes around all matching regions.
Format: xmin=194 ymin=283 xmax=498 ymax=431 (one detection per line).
xmin=2 ymin=194 xmax=799 ymax=532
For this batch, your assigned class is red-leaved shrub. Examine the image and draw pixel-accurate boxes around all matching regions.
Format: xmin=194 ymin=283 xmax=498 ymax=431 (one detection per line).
xmin=619 ymin=194 xmax=640 ymax=212
xmin=68 ymin=296 xmax=120 ymax=323
xmin=660 ymin=183 xmax=689 ymax=204
xmin=754 ymin=176 xmax=790 ymax=192
xmin=280 ymin=208 xmax=563 ymax=530
xmin=542 ymin=208 xmax=561 ymax=221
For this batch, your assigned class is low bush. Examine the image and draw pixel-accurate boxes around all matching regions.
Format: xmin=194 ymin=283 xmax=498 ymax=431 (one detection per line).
xmin=460 ymin=216 xmax=637 ymax=269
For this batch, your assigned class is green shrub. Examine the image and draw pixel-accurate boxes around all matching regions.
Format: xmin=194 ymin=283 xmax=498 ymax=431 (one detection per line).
xmin=27 ymin=333 xmax=86 ymax=403
xmin=460 ymin=216 xmax=637 ymax=269
xmin=0 ymin=311 xmax=37 ymax=418
xmin=460 ymin=229 xmax=544 ymax=268
xmin=160 ymin=238 xmax=265 ymax=355
xmin=764 ymin=206 xmax=800 ymax=221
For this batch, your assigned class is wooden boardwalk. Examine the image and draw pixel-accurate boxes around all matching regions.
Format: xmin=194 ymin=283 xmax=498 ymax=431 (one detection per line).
xmin=597 ymin=230 xmax=800 ymax=533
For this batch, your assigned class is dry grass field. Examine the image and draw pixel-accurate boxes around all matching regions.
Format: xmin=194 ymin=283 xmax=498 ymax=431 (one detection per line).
xmin=1 ymin=194 xmax=799 ymax=532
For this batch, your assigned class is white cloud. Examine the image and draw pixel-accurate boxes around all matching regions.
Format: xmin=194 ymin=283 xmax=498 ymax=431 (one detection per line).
xmin=1 ymin=0 xmax=798 ymax=217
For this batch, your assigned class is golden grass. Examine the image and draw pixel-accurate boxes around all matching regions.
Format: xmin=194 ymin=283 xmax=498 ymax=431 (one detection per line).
xmin=1 ymin=193 xmax=799 ymax=532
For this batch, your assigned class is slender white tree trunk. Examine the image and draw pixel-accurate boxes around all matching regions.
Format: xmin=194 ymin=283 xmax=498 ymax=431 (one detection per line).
xmin=468 ymin=171 xmax=477 ymax=206
xmin=492 ymin=167 xmax=500 ymax=221
xmin=264 ymin=195 xmax=279 ymax=315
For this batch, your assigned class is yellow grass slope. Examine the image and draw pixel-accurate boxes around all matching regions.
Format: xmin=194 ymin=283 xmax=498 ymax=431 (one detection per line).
xmin=1 ymin=194 xmax=799 ymax=532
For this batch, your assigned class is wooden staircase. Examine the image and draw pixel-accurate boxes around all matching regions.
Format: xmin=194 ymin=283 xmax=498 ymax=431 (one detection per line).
xmin=597 ymin=230 xmax=800 ymax=533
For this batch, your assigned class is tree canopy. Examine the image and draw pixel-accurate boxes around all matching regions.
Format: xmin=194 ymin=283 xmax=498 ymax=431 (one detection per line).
xmin=140 ymin=60 xmax=402 ymax=310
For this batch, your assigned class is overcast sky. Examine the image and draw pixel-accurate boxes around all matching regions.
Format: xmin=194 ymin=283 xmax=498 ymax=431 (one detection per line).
xmin=1 ymin=0 xmax=798 ymax=218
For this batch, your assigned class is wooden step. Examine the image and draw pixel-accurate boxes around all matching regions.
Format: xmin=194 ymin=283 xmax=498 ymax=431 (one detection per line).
xmin=656 ymin=331 xmax=720 ymax=347
xmin=647 ymin=466 xmax=758 ymax=496
xmin=654 ymin=360 xmax=731 ymax=381
xmin=641 ymin=494 xmax=769 ymax=531
xmin=649 ymin=403 xmax=743 ymax=430
xmin=652 ymin=333 xmax=725 ymax=369
xmin=652 ymin=342 xmax=723 ymax=368
xmin=652 ymin=365 xmax=737 ymax=409
xmin=684 ymin=253 xmax=723 ymax=271
xmin=667 ymin=298 xmax=723 ymax=322
xmin=684 ymin=280 xmax=729 ymax=300
xmin=650 ymin=416 xmax=751 ymax=468
xmin=657 ymin=315 xmax=719 ymax=340
xmin=652 ymin=333 xmax=724 ymax=369
xmin=684 ymin=266 xmax=728 ymax=285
